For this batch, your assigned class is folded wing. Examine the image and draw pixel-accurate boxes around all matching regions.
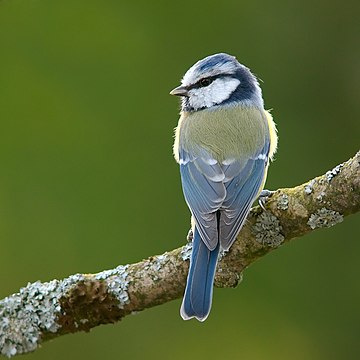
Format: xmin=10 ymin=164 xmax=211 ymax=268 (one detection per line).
xmin=179 ymin=140 xmax=270 ymax=251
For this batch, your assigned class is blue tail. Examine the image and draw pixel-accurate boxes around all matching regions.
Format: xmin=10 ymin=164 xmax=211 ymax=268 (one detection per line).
xmin=180 ymin=227 xmax=220 ymax=321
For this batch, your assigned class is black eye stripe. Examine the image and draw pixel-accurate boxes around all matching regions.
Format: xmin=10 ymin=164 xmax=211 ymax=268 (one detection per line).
xmin=187 ymin=75 xmax=221 ymax=91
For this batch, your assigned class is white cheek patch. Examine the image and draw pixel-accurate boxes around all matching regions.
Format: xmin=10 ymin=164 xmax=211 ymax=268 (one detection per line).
xmin=188 ymin=78 xmax=240 ymax=110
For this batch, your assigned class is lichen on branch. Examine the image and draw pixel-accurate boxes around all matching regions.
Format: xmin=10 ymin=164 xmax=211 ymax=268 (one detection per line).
xmin=0 ymin=151 xmax=359 ymax=358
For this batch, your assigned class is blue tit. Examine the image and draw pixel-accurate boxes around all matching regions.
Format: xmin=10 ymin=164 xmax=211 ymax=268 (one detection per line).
xmin=170 ymin=53 xmax=278 ymax=321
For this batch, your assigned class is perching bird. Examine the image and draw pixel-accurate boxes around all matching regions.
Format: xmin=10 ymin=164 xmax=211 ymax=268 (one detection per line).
xmin=170 ymin=53 xmax=278 ymax=321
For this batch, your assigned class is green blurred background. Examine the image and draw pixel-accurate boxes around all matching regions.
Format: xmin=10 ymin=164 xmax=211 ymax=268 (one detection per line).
xmin=0 ymin=0 xmax=359 ymax=359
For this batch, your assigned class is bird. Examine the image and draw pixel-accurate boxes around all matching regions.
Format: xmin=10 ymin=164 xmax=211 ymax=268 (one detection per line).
xmin=170 ymin=53 xmax=278 ymax=321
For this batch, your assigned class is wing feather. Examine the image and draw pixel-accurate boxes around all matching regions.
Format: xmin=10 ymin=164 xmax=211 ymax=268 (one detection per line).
xmin=179 ymin=139 xmax=270 ymax=252
xmin=180 ymin=149 xmax=225 ymax=250
xmin=219 ymin=142 xmax=270 ymax=250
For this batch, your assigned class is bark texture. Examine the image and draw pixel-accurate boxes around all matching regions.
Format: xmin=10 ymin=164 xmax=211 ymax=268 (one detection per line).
xmin=0 ymin=151 xmax=359 ymax=357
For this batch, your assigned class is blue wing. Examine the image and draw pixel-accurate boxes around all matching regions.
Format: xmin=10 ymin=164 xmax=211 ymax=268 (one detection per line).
xmin=179 ymin=148 xmax=226 ymax=250
xmin=179 ymin=140 xmax=270 ymax=251
xmin=220 ymin=152 xmax=268 ymax=250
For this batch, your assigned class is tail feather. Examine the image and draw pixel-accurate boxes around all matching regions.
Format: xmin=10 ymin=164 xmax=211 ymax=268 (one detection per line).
xmin=180 ymin=227 xmax=220 ymax=321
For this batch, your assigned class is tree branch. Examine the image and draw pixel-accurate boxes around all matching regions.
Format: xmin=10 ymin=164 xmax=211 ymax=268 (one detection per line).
xmin=1 ymin=151 xmax=359 ymax=357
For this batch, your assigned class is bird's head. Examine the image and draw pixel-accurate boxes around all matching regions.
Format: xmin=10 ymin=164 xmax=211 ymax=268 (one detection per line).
xmin=170 ymin=53 xmax=263 ymax=112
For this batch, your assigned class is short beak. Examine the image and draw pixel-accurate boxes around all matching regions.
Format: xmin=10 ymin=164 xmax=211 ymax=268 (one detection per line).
xmin=169 ymin=85 xmax=189 ymax=97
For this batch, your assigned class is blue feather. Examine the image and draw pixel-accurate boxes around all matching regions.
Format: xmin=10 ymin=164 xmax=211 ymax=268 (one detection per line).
xmin=220 ymin=151 xmax=269 ymax=250
xmin=180 ymin=227 xmax=220 ymax=321
xmin=173 ymin=54 xmax=277 ymax=321
xmin=197 ymin=53 xmax=235 ymax=72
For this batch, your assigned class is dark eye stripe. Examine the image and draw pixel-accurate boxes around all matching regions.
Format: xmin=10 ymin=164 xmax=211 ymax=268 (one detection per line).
xmin=187 ymin=75 xmax=221 ymax=91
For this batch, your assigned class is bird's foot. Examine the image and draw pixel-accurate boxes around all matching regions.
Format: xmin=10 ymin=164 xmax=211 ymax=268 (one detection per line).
xmin=258 ymin=189 xmax=275 ymax=211
xmin=186 ymin=229 xmax=193 ymax=242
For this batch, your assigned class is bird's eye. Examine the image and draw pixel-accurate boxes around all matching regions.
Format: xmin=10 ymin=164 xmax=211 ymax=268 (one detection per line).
xmin=199 ymin=78 xmax=213 ymax=87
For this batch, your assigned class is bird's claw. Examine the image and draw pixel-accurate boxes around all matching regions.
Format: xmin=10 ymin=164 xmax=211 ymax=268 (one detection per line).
xmin=186 ymin=229 xmax=193 ymax=242
xmin=258 ymin=189 xmax=275 ymax=211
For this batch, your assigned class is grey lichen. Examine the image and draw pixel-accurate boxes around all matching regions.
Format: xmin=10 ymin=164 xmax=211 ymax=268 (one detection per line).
xmin=153 ymin=254 xmax=168 ymax=271
xmin=325 ymin=163 xmax=344 ymax=182
xmin=277 ymin=193 xmax=289 ymax=210
xmin=0 ymin=152 xmax=356 ymax=357
xmin=0 ymin=274 xmax=84 ymax=358
xmin=304 ymin=179 xmax=316 ymax=194
xmin=307 ymin=208 xmax=344 ymax=229
xmin=316 ymin=191 xmax=326 ymax=202
xmin=180 ymin=242 xmax=192 ymax=261
xmin=217 ymin=248 xmax=229 ymax=262
xmin=152 ymin=254 xmax=169 ymax=281
xmin=96 ymin=265 xmax=130 ymax=309
xmin=215 ymin=266 xmax=242 ymax=288
xmin=252 ymin=212 xmax=285 ymax=247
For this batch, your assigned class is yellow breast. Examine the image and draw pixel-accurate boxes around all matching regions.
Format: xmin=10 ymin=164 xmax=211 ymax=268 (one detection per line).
xmin=174 ymin=105 xmax=276 ymax=163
